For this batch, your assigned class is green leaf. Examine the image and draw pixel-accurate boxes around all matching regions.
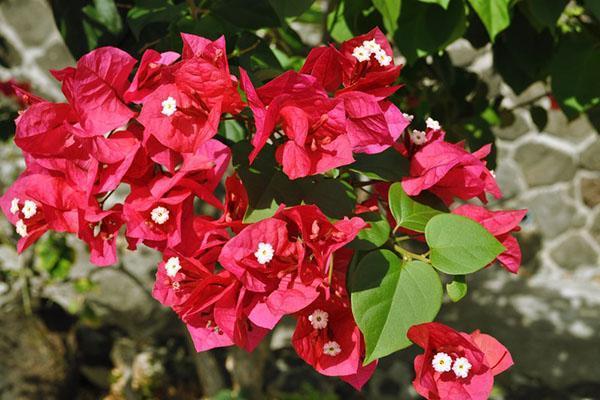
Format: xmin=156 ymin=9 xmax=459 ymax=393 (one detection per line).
xmin=34 ymin=233 xmax=75 ymax=280
xmin=343 ymin=0 xmax=384 ymax=35
xmin=301 ymin=178 xmax=357 ymax=219
xmin=211 ymin=0 xmax=280 ymax=29
xmin=235 ymin=32 xmax=283 ymax=78
xmin=328 ymin=1 xmax=354 ymax=42
xmin=233 ymin=141 xmax=356 ymax=221
xmin=492 ymin=9 xmax=554 ymax=94
xmin=373 ymin=0 xmax=402 ymax=35
xmin=350 ymin=148 xmax=409 ymax=182
xmin=530 ymin=105 xmax=548 ymax=132
xmin=127 ymin=0 xmax=186 ymax=39
xmin=549 ymin=33 xmax=600 ymax=117
xmin=83 ymin=0 xmax=123 ymax=35
xmin=233 ymin=141 xmax=301 ymax=223
xmin=418 ymin=0 xmax=451 ymax=9
xmin=388 ymin=183 xmax=442 ymax=232
xmin=446 ymin=275 xmax=468 ymax=302
xmin=350 ymin=212 xmax=391 ymax=250
xmin=425 ymin=214 xmax=505 ymax=275
xmin=467 ymin=0 xmax=512 ymax=42
xmin=583 ymin=0 xmax=600 ymax=20
xmin=218 ymin=119 xmax=246 ymax=144
xmin=349 ymin=250 xmax=442 ymax=363
xmin=268 ymin=0 xmax=314 ymax=20
xmin=522 ymin=0 xmax=567 ymax=34
xmin=394 ymin=0 xmax=467 ymax=64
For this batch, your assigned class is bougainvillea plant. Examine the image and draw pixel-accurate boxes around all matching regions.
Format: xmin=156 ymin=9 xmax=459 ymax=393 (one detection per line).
xmin=0 ymin=28 xmax=525 ymax=399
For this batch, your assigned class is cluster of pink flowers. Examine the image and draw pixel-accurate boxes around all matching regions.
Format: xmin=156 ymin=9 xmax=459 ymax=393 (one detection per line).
xmin=1 ymin=28 xmax=523 ymax=398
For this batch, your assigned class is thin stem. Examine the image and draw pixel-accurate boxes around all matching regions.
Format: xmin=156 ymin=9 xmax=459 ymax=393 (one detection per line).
xmin=394 ymin=244 xmax=430 ymax=264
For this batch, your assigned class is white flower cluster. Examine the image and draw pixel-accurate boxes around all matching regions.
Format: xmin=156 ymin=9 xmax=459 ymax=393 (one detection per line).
xmin=352 ymin=39 xmax=392 ymax=66
xmin=308 ymin=309 xmax=329 ymax=329
xmin=254 ymin=242 xmax=274 ymax=264
xmin=323 ymin=340 xmax=342 ymax=356
xmin=161 ymin=96 xmax=177 ymax=116
xmin=151 ymin=206 xmax=170 ymax=225
xmin=165 ymin=256 xmax=182 ymax=277
xmin=431 ymin=352 xmax=472 ymax=378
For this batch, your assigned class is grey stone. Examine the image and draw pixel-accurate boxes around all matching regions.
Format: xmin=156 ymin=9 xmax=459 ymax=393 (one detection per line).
xmin=446 ymin=39 xmax=479 ymax=67
xmin=35 ymin=41 xmax=76 ymax=80
xmin=591 ymin=212 xmax=600 ymax=245
xmin=581 ymin=177 xmax=600 ymax=208
xmin=493 ymin=109 xmax=530 ymax=140
xmin=522 ymin=187 xmax=584 ymax=238
xmin=0 ymin=0 xmax=61 ymax=48
xmin=545 ymin=110 xmax=595 ymax=142
xmin=514 ymin=142 xmax=576 ymax=186
xmin=495 ymin=159 xmax=526 ymax=198
xmin=550 ymin=233 xmax=598 ymax=270
xmin=120 ymin=245 xmax=162 ymax=288
xmin=440 ymin=267 xmax=600 ymax=389
xmin=581 ymin=138 xmax=600 ymax=171
xmin=86 ymin=267 xmax=158 ymax=336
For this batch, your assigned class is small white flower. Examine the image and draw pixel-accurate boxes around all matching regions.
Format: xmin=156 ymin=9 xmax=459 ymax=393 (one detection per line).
xmin=150 ymin=206 xmax=170 ymax=225
xmin=21 ymin=200 xmax=37 ymax=219
xmin=161 ymin=96 xmax=177 ymax=116
xmin=254 ymin=242 xmax=274 ymax=264
xmin=403 ymin=113 xmax=414 ymax=122
xmin=93 ymin=222 xmax=102 ymax=238
xmin=452 ymin=357 xmax=472 ymax=378
xmin=165 ymin=257 xmax=182 ymax=277
xmin=352 ymin=46 xmax=371 ymax=62
xmin=426 ymin=117 xmax=441 ymax=131
xmin=362 ymin=39 xmax=381 ymax=53
xmin=323 ymin=341 xmax=342 ymax=356
xmin=308 ymin=309 xmax=329 ymax=330
xmin=374 ymin=49 xmax=392 ymax=66
xmin=410 ymin=129 xmax=427 ymax=145
xmin=10 ymin=198 xmax=20 ymax=215
xmin=431 ymin=352 xmax=452 ymax=373
xmin=15 ymin=219 xmax=27 ymax=237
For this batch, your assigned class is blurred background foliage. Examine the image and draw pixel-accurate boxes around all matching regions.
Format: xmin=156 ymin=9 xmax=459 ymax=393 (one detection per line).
xmin=0 ymin=0 xmax=599 ymax=399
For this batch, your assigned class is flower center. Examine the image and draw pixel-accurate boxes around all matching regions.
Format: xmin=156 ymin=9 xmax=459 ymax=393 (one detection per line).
xmin=15 ymin=219 xmax=27 ymax=237
xmin=410 ymin=129 xmax=427 ymax=145
xmin=352 ymin=46 xmax=371 ymax=62
xmin=308 ymin=309 xmax=329 ymax=329
xmin=10 ymin=198 xmax=20 ymax=215
xmin=151 ymin=206 xmax=170 ymax=225
xmin=431 ymin=352 xmax=452 ymax=373
xmin=452 ymin=357 xmax=472 ymax=379
xmin=323 ymin=341 xmax=341 ymax=356
xmin=426 ymin=117 xmax=441 ymax=131
xmin=374 ymin=49 xmax=392 ymax=66
xmin=165 ymin=257 xmax=182 ymax=277
xmin=352 ymin=40 xmax=392 ymax=66
xmin=21 ymin=200 xmax=37 ymax=219
xmin=161 ymin=96 xmax=177 ymax=116
xmin=254 ymin=242 xmax=274 ymax=264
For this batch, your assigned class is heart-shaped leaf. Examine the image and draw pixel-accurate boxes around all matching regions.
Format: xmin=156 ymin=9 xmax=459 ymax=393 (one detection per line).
xmin=388 ymin=182 xmax=442 ymax=232
xmin=349 ymin=250 xmax=443 ymax=364
xmin=425 ymin=214 xmax=505 ymax=275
